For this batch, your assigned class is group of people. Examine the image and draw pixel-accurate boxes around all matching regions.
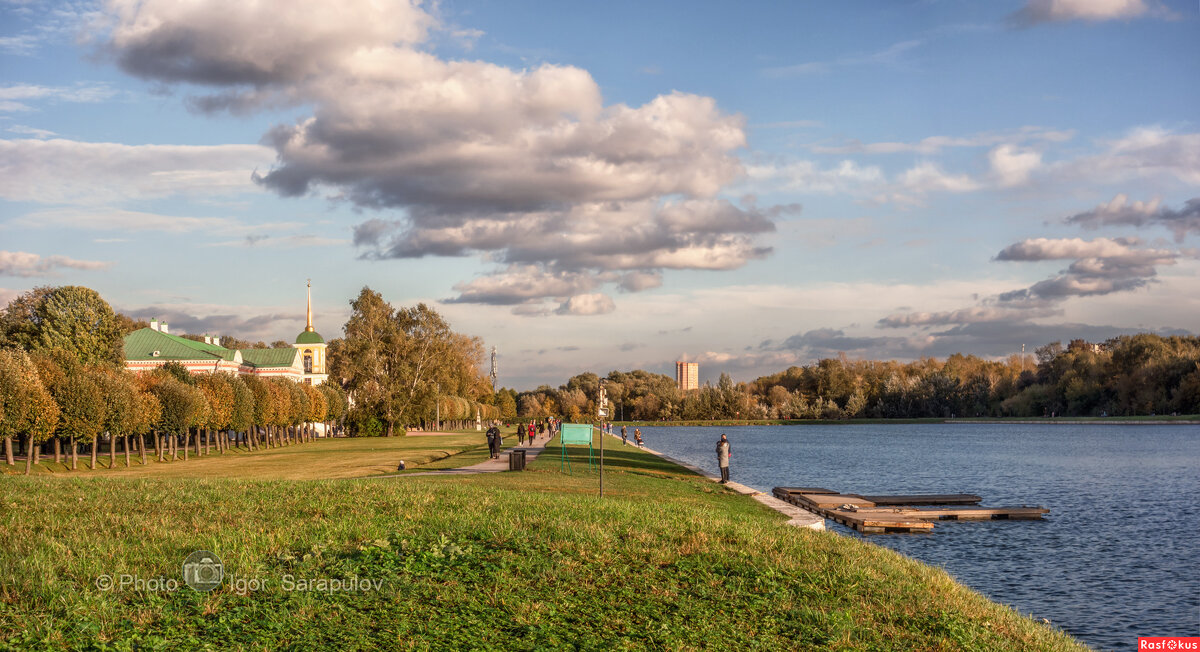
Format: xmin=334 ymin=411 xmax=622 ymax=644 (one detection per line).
xmin=485 ymin=418 xmax=560 ymax=459
xmin=618 ymin=424 xmax=644 ymax=448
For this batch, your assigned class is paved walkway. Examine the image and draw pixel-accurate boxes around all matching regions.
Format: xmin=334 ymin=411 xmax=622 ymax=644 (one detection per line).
xmin=373 ymin=432 xmax=552 ymax=477
xmin=603 ymin=431 xmax=825 ymax=531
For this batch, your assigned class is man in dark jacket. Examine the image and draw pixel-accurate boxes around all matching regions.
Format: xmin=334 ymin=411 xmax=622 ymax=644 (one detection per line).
xmin=716 ymin=434 xmax=731 ymax=483
xmin=486 ymin=424 xmax=501 ymax=459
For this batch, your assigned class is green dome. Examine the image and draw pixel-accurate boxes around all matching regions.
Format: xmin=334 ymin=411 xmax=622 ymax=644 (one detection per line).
xmin=296 ymin=330 xmax=325 ymax=345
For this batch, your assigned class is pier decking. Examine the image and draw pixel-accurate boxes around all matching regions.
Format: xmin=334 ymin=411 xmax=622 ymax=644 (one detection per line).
xmin=772 ymin=487 xmax=1048 ymax=533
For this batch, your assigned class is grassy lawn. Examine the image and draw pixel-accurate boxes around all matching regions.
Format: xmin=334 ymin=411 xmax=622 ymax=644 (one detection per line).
xmin=618 ymin=414 xmax=1200 ymax=427
xmin=0 ymin=433 xmax=1086 ymax=650
xmin=2 ymin=433 xmax=493 ymax=480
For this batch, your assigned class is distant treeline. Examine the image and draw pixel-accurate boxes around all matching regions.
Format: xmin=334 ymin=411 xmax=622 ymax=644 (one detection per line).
xmin=516 ymin=335 xmax=1200 ymax=421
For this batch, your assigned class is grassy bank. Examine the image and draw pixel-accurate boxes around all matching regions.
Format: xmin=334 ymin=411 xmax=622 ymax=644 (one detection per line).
xmin=0 ymin=434 xmax=1085 ymax=650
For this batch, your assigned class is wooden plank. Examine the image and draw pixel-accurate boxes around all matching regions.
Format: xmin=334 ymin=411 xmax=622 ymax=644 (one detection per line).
xmin=853 ymin=494 xmax=982 ymax=506
xmin=848 ymin=506 xmax=1049 ymax=520
xmin=796 ymin=493 xmax=876 ymax=509
xmin=826 ymin=509 xmax=934 ymax=532
xmin=775 ymin=487 xmax=838 ymax=495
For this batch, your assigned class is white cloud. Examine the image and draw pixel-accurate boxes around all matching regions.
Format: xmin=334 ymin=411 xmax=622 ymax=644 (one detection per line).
xmin=91 ymin=0 xmax=778 ymax=313
xmin=745 ymin=159 xmax=883 ymax=194
xmin=899 ymin=161 xmax=980 ymax=194
xmin=1010 ymin=0 xmax=1158 ymax=25
xmin=762 ymin=40 xmax=922 ymax=78
xmin=0 ymin=83 xmax=116 ymax=112
xmin=5 ymin=124 xmax=57 ymax=138
xmin=0 ymin=139 xmax=273 ymax=204
xmin=556 ymin=293 xmax=615 ymax=316
xmin=810 ymin=126 xmax=1073 ymax=155
xmin=988 ymin=144 xmax=1042 ymax=187
xmin=0 ymin=250 xmax=111 ymax=277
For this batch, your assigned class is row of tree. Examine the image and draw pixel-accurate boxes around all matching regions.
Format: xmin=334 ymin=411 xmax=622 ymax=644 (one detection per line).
xmin=520 ymin=334 xmax=1200 ymax=421
xmin=0 ymin=349 xmax=348 ymax=474
xmin=327 ymin=288 xmax=498 ymax=435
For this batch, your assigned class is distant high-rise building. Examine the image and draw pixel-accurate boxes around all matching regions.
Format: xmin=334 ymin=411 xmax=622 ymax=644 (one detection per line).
xmin=676 ymin=361 xmax=698 ymax=391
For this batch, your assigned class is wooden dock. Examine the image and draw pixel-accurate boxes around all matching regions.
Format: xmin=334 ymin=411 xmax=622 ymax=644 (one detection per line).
xmin=772 ymin=487 xmax=1048 ymax=534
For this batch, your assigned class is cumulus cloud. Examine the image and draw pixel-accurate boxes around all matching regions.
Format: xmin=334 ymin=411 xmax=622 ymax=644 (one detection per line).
xmin=95 ymin=0 xmax=774 ymax=312
xmin=989 ymin=144 xmax=1042 ymax=187
xmin=1053 ymin=127 xmax=1200 ymax=187
xmin=0 ymin=139 xmax=273 ymax=204
xmin=882 ymin=235 xmax=1182 ymax=330
xmin=556 ymin=293 xmax=616 ymax=316
xmin=1010 ymin=0 xmax=1159 ymax=26
xmin=0 ymin=250 xmax=111 ymax=277
xmin=1065 ymin=194 xmax=1200 ymax=242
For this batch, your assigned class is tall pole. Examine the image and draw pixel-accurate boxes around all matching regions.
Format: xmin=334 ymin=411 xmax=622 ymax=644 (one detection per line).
xmin=598 ymin=381 xmax=607 ymax=499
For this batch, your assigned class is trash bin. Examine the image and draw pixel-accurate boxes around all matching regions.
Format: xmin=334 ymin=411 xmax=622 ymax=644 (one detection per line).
xmin=507 ymin=448 xmax=527 ymax=471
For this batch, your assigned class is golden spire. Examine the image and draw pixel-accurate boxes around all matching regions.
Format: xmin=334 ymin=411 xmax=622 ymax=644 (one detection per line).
xmin=305 ymin=279 xmax=314 ymax=332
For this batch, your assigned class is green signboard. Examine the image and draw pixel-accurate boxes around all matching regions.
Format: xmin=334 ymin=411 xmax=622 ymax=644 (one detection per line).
xmin=560 ymin=423 xmax=593 ymax=445
xmin=559 ymin=423 xmax=595 ymax=472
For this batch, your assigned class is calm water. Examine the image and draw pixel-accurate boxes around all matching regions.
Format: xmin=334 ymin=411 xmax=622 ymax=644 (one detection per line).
xmin=640 ymin=424 xmax=1199 ymax=651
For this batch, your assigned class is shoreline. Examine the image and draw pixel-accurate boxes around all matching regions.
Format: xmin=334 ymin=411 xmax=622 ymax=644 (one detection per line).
xmin=610 ymin=417 xmax=1200 ymax=427
xmin=598 ymin=431 xmax=826 ymax=531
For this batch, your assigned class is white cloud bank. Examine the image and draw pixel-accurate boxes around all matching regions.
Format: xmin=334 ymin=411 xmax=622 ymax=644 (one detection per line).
xmin=93 ymin=0 xmax=779 ymax=314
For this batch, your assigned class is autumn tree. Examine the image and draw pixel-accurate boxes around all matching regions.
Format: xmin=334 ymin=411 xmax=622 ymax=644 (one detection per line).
xmin=0 ymin=349 xmax=60 ymax=472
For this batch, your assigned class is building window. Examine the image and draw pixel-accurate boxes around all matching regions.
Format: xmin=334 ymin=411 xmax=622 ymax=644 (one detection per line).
xmin=305 ymin=378 xmax=312 ymax=385
xmin=303 ymin=351 xmax=313 ymax=373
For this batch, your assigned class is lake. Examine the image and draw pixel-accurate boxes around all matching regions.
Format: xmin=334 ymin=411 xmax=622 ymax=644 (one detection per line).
xmin=638 ymin=423 xmax=1199 ymax=651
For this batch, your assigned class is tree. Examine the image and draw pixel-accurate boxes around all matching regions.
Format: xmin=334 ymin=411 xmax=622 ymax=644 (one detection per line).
xmin=228 ymin=375 xmax=256 ymax=448
xmin=0 ymin=286 xmax=124 ymax=365
xmin=58 ymin=369 xmax=107 ymax=470
xmin=497 ymin=389 xmax=518 ymax=420
xmin=97 ymin=368 xmax=140 ymax=468
xmin=0 ymin=349 xmax=60 ymax=472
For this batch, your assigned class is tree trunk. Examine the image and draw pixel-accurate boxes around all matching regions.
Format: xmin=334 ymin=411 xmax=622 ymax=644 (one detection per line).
xmin=54 ymin=437 xmax=61 ymax=464
xmin=90 ymin=438 xmax=98 ymax=470
xmin=205 ymin=429 xmax=211 ymax=455
xmin=387 ymin=421 xmax=394 ymax=437
xmin=124 ymin=435 xmax=131 ymax=467
xmin=109 ymin=435 xmax=116 ymax=469
xmin=25 ymin=436 xmax=33 ymax=475
xmin=171 ymin=433 xmax=178 ymax=460
xmin=140 ymin=434 xmax=147 ymax=465
xmin=70 ymin=436 xmax=77 ymax=470
xmin=4 ymin=436 xmax=13 ymax=466
xmin=183 ymin=432 xmax=189 ymax=461
xmin=194 ymin=429 xmax=201 ymax=456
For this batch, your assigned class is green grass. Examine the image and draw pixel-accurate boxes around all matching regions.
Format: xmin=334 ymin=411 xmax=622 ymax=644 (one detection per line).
xmin=0 ymin=433 xmax=1087 ymax=650
xmin=2 ymin=433 xmax=493 ymax=479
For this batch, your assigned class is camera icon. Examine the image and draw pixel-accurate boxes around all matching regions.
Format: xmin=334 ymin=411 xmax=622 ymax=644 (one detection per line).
xmin=181 ymin=550 xmax=224 ymax=592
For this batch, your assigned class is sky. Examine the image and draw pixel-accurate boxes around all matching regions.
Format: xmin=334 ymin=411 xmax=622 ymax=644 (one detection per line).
xmin=1 ymin=0 xmax=1198 ymax=389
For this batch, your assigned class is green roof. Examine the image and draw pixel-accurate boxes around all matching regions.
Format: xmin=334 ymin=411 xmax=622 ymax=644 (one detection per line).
xmin=124 ymin=328 xmax=298 ymax=370
xmin=124 ymin=328 xmax=234 ymax=362
xmin=296 ymin=330 xmax=325 ymax=344
xmin=239 ymin=347 xmax=299 ymax=368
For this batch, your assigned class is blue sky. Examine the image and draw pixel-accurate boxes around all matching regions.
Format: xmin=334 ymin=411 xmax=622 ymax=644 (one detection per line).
xmin=2 ymin=0 xmax=1198 ymax=388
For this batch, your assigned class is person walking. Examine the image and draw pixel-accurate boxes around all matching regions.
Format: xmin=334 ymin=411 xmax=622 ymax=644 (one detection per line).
xmin=517 ymin=423 xmax=526 ymax=446
xmin=621 ymin=425 xmax=628 ymax=446
xmin=715 ymin=433 xmax=731 ymax=484
xmin=486 ymin=424 xmax=501 ymax=459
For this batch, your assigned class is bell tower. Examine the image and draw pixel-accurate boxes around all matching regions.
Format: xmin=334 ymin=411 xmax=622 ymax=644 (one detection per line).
xmin=293 ymin=279 xmax=328 ymax=385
